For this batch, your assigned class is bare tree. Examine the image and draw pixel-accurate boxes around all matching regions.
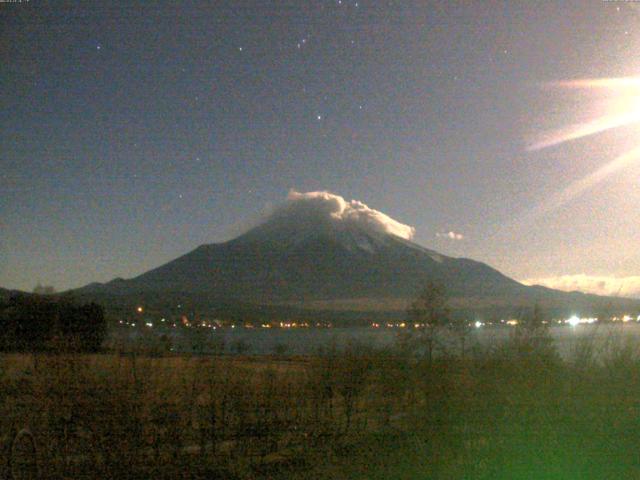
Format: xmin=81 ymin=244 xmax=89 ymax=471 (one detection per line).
xmin=406 ymin=281 xmax=451 ymax=363
xmin=448 ymin=313 xmax=472 ymax=358
xmin=513 ymin=303 xmax=557 ymax=361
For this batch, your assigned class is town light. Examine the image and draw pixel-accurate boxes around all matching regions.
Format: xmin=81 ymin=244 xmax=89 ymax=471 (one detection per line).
xmin=567 ymin=315 xmax=580 ymax=327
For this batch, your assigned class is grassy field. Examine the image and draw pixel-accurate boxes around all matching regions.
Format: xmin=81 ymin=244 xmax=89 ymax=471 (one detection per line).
xmin=2 ymin=330 xmax=640 ymax=479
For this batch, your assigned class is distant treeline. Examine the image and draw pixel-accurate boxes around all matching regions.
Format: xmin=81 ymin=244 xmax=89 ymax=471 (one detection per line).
xmin=68 ymin=290 xmax=637 ymax=327
xmin=0 ymin=294 xmax=106 ymax=352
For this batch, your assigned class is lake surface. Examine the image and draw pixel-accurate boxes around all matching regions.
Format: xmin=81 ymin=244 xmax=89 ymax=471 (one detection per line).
xmin=110 ymin=322 xmax=640 ymax=358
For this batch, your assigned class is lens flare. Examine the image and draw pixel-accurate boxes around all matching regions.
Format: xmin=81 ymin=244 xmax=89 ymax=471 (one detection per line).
xmin=529 ymin=110 xmax=640 ymax=151
xmin=521 ymin=76 xmax=640 ymax=223
xmin=529 ymin=76 xmax=640 ymax=151
xmin=544 ymin=77 xmax=640 ymax=89
xmin=521 ymin=145 xmax=640 ymax=225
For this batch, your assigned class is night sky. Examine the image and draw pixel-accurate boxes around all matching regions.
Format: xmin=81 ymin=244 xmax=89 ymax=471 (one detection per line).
xmin=2 ymin=1 xmax=640 ymax=296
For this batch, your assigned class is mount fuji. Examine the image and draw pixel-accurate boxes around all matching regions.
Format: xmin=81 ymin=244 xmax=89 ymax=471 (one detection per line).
xmin=68 ymin=191 xmax=640 ymax=320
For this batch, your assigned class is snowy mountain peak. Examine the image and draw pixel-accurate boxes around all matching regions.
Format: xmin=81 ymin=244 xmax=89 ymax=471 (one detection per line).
xmin=236 ymin=191 xmax=415 ymax=253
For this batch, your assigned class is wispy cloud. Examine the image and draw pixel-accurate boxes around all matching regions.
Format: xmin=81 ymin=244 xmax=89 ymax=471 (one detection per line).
xmin=522 ymin=274 xmax=640 ymax=298
xmin=278 ymin=190 xmax=416 ymax=240
xmin=437 ymin=231 xmax=464 ymax=240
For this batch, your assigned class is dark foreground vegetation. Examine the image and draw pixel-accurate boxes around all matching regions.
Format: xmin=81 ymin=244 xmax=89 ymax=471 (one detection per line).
xmin=1 ymin=286 xmax=637 ymax=478
xmin=0 ymin=295 xmax=106 ymax=353
xmin=2 ymin=325 xmax=640 ymax=479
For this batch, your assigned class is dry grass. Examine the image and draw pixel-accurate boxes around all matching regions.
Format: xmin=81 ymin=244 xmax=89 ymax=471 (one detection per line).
xmin=3 ymin=335 xmax=640 ymax=479
xmin=0 ymin=351 xmax=386 ymax=479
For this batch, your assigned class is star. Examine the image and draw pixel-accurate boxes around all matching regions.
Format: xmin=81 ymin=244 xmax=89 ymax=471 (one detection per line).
xmin=96 ymin=44 xmax=101 ymax=51
xmin=238 ymin=46 xmax=243 ymax=52
xmin=317 ymin=115 xmax=322 ymax=120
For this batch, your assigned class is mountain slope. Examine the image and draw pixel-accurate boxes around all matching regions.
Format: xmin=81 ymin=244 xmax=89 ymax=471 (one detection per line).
xmin=69 ymin=191 xmax=640 ymax=318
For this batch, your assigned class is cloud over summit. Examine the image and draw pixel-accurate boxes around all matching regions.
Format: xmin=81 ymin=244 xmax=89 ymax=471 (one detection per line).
xmin=271 ymin=190 xmax=416 ymax=240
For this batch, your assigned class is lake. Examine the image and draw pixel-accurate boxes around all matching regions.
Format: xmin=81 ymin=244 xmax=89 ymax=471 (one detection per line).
xmin=109 ymin=322 xmax=640 ymax=358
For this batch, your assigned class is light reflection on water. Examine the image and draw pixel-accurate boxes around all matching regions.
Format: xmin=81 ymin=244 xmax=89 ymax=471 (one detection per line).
xmin=111 ymin=323 xmax=640 ymax=358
